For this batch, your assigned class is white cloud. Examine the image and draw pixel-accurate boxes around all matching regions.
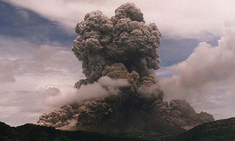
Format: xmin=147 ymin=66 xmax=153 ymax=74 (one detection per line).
xmin=0 ymin=90 xmax=41 ymax=126
xmin=0 ymin=61 xmax=18 ymax=83
xmin=0 ymin=37 xmax=84 ymax=92
xmin=0 ymin=37 xmax=84 ymax=126
xmin=159 ymin=24 xmax=235 ymax=119
xmin=156 ymin=65 xmax=177 ymax=78
xmin=5 ymin=0 xmax=235 ymax=40
xmin=0 ymin=36 xmax=35 ymax=60
xmin=43 ymin=76 xmax=129 ymax=108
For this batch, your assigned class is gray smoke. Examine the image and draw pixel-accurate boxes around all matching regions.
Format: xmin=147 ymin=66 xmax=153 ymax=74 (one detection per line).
xmin=154 ymin=99 xmax=214 ymax=130
xmin=37 ymin=3 xmax=214 ymax=130
xmin=72 ymin=2 xmax=161 ymax=85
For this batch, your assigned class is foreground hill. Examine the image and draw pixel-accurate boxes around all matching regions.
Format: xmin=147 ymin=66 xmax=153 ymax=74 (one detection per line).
xmin=2 ymin=117 xmax=235 ymax=141
xmin=0 ymin=121 xmax=147 ymax=141
xmin=175 ymin=117 xmax=235 ymax=141
xmin=0 ymin=121 xmax=182 ymax=141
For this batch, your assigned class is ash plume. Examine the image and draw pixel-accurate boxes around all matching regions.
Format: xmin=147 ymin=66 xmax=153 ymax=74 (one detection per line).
xmin=72 ymin=3 xmax=160 ymax=85
xmin=37 ymin=3 xmax=214 ymax=131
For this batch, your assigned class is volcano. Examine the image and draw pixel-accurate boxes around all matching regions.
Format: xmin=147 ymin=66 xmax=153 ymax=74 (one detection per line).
xmin=37 ymin=3 xmax=214 ymax=140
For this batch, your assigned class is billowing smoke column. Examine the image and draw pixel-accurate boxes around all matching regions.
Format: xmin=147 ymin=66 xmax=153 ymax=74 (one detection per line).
xmin=71 ymin=2 xmax=164 ymax=127
xmin=37 ymin=3 xmax=214 ymax=130
xmin=72 ymin=3 xmax=161 ymax=90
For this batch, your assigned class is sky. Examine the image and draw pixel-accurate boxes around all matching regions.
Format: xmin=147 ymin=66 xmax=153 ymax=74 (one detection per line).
xmin=1 ymin=0 xmax=235 ymax=126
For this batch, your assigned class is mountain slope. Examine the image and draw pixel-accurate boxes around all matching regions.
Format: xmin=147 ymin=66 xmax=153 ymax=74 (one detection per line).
xmin=175 ymin=117 xmax=235 ymax=141
xmin=2 ymin=117 xmax=235 ymax=141
xmin=0 ymin=121 xmax=181 ymax=141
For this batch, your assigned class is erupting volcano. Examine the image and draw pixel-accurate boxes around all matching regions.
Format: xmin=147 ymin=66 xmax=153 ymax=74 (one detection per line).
xmin=37 ymin=3 xmax=214 ymax=136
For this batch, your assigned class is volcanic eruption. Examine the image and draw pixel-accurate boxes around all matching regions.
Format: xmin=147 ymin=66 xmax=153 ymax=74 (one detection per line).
xmin=37 ymin=3 xmax=214 ymax=133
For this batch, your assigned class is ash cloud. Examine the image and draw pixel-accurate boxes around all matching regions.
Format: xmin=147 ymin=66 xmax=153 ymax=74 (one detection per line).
xmin=37 ymin=3 xmax=214 ymax=130
xmin=72 ymin=2 xmax=161 ymax=83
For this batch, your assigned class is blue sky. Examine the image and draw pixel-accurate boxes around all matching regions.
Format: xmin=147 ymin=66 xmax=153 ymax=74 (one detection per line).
xmin=1 ymin=0 xmax=235 ymax=126
xmin=0 ymin=1 xmax=76 ymax=47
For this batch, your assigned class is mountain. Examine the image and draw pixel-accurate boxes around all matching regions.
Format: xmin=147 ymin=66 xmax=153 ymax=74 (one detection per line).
xmin=36 ymin=3 xmax=213 ymax=138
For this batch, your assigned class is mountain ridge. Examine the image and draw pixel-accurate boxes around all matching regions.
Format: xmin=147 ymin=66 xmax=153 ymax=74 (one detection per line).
xmin=0 ymin=121 xmax=178 ymax=141
xmin=1 ymin=117 xmax=235 ymax=141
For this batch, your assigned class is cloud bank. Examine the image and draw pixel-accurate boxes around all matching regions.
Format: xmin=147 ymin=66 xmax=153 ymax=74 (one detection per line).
xmin=5 ymin=0 xmax=235 ymax=40
xmin=0 ymin=37 xmax=84 ymax=125
xmin=159 ymin=24 xmax=235 ymax=119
